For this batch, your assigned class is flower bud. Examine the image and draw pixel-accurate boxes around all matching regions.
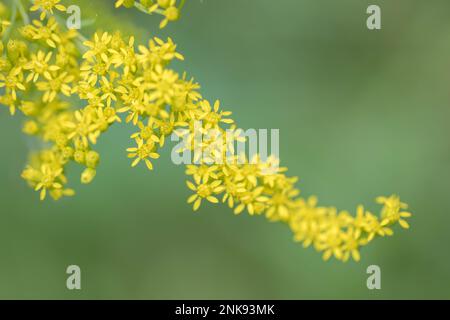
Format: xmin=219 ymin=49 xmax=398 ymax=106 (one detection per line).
xmin=85 ymin=150 xmax=100 ymax=168
xmin=73 ymin=150 xmax=86 ymax=164
xmin=22 ymin=120 xmax=39 ymax=135
xmin=62 ymin=147 xmax=74 ymax=159
xmin=165 ymin=7 xmax=179 ymax=21
xmin=81 ymin=168 xmax=96 ymax=184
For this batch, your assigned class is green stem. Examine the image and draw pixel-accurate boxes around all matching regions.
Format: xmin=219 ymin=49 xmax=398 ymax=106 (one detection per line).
xmin=134 ymin=2 xmax=165 ymax=16
xmin=15 ymin=0 xmax=30 ymax=25
xmin=2 ymin=1 xmax=17 ymax=43
xmin=178 ymin=0 xmax=186 ymax=10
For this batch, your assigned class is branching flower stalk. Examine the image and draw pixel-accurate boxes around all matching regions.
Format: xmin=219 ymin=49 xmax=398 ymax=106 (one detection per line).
xmin=116 ymin=0 xmax=184 ymax=28
xmin=0 ymin=0 xmax=412 ymax=262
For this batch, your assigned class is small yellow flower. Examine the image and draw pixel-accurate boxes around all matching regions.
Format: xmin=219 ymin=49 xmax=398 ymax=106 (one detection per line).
xmin=154 ymin=113 xmax=188 ymax=146
xmin=36 ymin=71 xmax=74 ymax=102
xmin=83 ymin=32 xmax=113 ymax=61
xmin=265 ymin=188 xmax=297 ymax=222
xmin=131 ymin=120 xmax=161 ymax=144
xmin=197 ymin=100 xmax=233 ymax=130
xmin=186 ymin=179 xmax=225 ymax=211
xmin=289 ymin=197 xmax=325 ymax=248
xmin=49 ymin=188 xmax=75 ymax=201
xmin=160 ymin=5 xmax=179 ymax=29
xmin=127 ymin=138 xmax=160 ymax=170
xmin=0 ymin=93 xmax=18 ymax=115
xmin=221 ymin=177 xmax=246 ymax=208
xmin=147 ymin=65 xmax=179 ymax=104
xmin=29 ymin=18 xmax=61 ymax=48
xmin=23 ymin=120 xmax=39 ymax=135
xmin=110 ymin=36 xmax=138 ymax=75
xmin=24 ymin=51 xmax=60 ymax=83
xmin=34 ymin=164 xmax=64 ymax=201
xmin=65 ymin=109 xmax=100 ymax=147
xmin=30 ymin=0 xmax=67 ymax=20
xmin=378 ymin=195 xmax=411 ymax=229
xmin=137 ymin=37 xmax=184 ymax=68
xmin=316 ymin=230 xmax=343 ymax=261
xmin=364 ymin=212 xmax=393 ymax=241
xmin=0 ymin=68 xmax=26 ymax=100
xmin=233 ymin=186 xmax=267 ymax=215
xmin=341 ymin=227 xmax=366 ymax=262
xmin=99 ymin=76 xmax=119 ymax=106
xmin=185 ymin=164 xmax=219 ymax=184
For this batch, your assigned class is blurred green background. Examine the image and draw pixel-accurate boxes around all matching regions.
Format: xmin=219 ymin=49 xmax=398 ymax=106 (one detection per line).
xmin=1 ymin=0 xmax=450 ymax=299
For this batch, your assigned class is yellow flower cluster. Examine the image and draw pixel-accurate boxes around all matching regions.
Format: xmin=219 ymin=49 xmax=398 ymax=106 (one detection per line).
xmin=0 ymin=0 xmax=411 ymax=262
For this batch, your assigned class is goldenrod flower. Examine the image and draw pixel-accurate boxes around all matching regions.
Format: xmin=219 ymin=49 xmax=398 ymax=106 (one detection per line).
xmin=127 ymin=138 xmax=160 ymax=170
xmin=83 ymin=32 xmax=113 ymax=61
xmin=36 ymin=71 xmax=74 ymax=102
xmin=24 ymin=51 xmax=60 ymax=82
xmin=377 ymin=195 xmax=412 ymax=229
xmin=0 ymin=67 xmax=26 ymax=100
xmin=197 ymin=100 xmax=233 ymax=130
xmin=0 ymin=93 xmax=18 ymax=115
xmin=233 ymin=186 xmax=267 ymax=215
xmin=23 ymin=120 xmax=39 ymax=135
xmin=29 ymin=17 xmax=61 ymax=48
xmin=131 ymin=120 xmax=161 ymax=144
xmin=160 ymin=4 xmax=179 ymax=29
xmin=30 ymin=0 xmax=66 ymax=21
xmin=154 ymin=112 xmax=188 ymax=146
xmin=341 ymin=227 xmax=367 ymax=262
xmin=186 ymin=179 xmax=225 ymax=211
xmin=146 ymin=65 xmax=179 ymax=104
xmin=138 ymin=37 xmax=184 ymax=68
xmin=186 ymin=164 xmax=219 ymax=184
xmin=65 ymin=109 xmax=100 ymax=147
xmin=34 ymin=164 xmax=64 ymax=200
